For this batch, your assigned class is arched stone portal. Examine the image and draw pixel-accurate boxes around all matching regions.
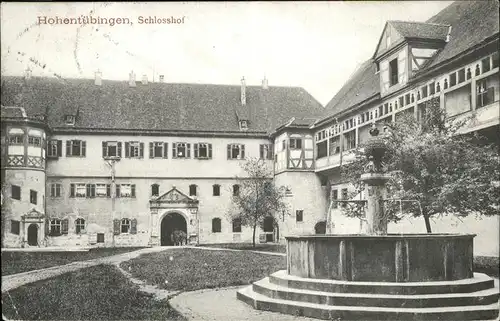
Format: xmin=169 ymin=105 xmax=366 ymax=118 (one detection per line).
xmin=160 ymin=212 xmax=187 ymax=246
xmin=27 ymin=224 xmax=38 ymax=246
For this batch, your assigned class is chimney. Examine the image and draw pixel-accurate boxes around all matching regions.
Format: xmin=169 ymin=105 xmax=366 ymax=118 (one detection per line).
xmin=129 ymin=70 xmax=136 ymax=87
xmin=141 ymin=74 xmax=148 ymax=85
xmin=24 ymin=67 xmax=32 ymax=80
xmin=262 ymin=76 xmax=268 ymax=90
xmin=94 ymin=70 xmax=102 ymax=86
xmin=159 ymin=75 xmax=165 ymax=83
xmin=241 ymin=76 xmax=246 ymax=106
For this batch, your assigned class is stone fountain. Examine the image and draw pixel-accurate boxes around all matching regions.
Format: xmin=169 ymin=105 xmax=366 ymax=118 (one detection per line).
xmin=237 ymin=124 xmax=499 ymax=320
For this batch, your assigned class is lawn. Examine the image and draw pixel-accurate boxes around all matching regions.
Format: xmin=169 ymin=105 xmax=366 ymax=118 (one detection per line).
xmin=201 ymin=242 xmax=286 ymax=253
xmin=1 ymin=264 xmax=185 ymax=321
xmin=1 ymin=247 xmax=146 ymax=276
xmin=120 ymin=248 xmax=286 ymax=291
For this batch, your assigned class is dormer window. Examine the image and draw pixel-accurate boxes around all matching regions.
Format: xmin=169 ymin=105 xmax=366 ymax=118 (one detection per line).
xmin=239 ymin=120 xmax=248 ymax=130
xmin=65 ymin=115 xmax=75 ymax=125
xmin=389 ymin=59 xmax=398 ymax=86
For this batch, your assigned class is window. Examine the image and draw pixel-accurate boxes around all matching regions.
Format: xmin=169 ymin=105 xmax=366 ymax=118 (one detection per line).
xmin=449 ymin=73 xmax=457 ymax=87
xmin=102 ymin=141 xmax=121 ymax=158
xmin=405 ymin=94 xmax=411 ymax=105
xmin=289 ymin=138 xmax=302 ymax=150
xmin=316 ymin=140 xmax=327 ymax=159
xmin=282 ymin=140 xmax=286 ymax=151
xmin=173 ymin=142 xmax=191 ymax=158
xmin=11 ymin=185 xmax=21 ymax=200
xmin=150 ymin=142 xmax=168 ymax=158
xmin=212 ymin=218 xmax=221 ymax=233
xmin=70 ymin=183 xmax=88 ymax=198
xmin=213 ymin=184 xmax=221 ymax=196
xmin=331 ymin=189 xmax=338 ymax=209
xmin=296 ymin=210 xmax=303 ymax=222
xmin=47 ymin=140 xmax=62 ymax=157
xmin=121 ymin=218 xmax=131 ymax=233
xmin=75 ymin=218 xmax=85 ymax=234
xmin=125 ymin=142 xmax=144 ymax=158
xmin=492 ymin=52 xmax=499 ymax=69
xmin=227 ymin=144 xmax=245 ymax=160
xmin=263 ymin=217 xmax=274 ymax=232
xmin=239 ymin=120 xmax=248 ymax=130
xmin=259 ymin=144 xmax=273 ymax=160
xmin=28 ymin=136 xmax=41 ymax=147
xmin=97 ymin=233 xmax=105 ymax=243
xmin=66 ymin=140 xmax=86 ymax=157
xmin=458 ymin=69 xmax=465 ymax=83
xmin=482 ymin=57 xmax=491 ymax=73
xmin=151 ymin=184 xmax=159 ymax=197
xmin=476 ymin=79 xmax=495 ymax=108
xmin=117 ymin=184 xmax=136 ymax=198
xmin=9 ymin=134 xmax=24 ymax=145
xmin=399 ymin=96 xmax=404 ymax=107
xmin=189 ymin=184 xmax=197 ymax=196
xmin=30 ymin=189 xmax=38 ymax=204
xmin=379 ymin=106 xmax=384 ymax=116
xmin=429 ymin=82 xmax=435 ymax=95
xmin=50 ymin=219 xmax=62 ymax=236
xmin=11 ymin=220 xmax=20 ymax=235
xmin=194 ymin=143 xmax=212 ymax=159
xmin=50 ymin=183 xmax=61 ymax=197
xmin=389 ymin=58 xmax=398 ymax=86
xmin=341 ymin=188 xmax=348 ymax=208
xmin=232 ymin=218 xmax=242 ymax=233
xmin=343 ymin=131 xmax=356 ymax=151
xmin=233 ymin=184 xmax=240 ymax=196
xmin=65 ymin=115 xmax=75 ymax=125
xmin=329 ymin=136 xmax=340 ymax=155
xmin=95 ymin=184 xmax=109 ymax=197
xmin=421 ymin=86 xmax=428 ymax=98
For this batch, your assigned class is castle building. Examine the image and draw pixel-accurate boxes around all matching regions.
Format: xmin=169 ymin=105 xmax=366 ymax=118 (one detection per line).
xmin=1 ymin=1 xmax=499 ymax=250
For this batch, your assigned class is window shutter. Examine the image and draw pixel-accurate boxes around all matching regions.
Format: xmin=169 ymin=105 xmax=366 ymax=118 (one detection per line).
xmin=90 ymin=184 xmax=96 ymax=198
xmin=106 ymin=184 xmax=111 ymax=197
xmin=116 ymin=185 xmax=121 ymax=198
xmin=149 ymin=142 xmax=154 ymax=158
xmin=45 ymin=219 xmax=50 ymax=235
xmin=82 ymin=141 xmax=86 ymax=157
xmin=102 ymin=142 xmax=107 ymax=157
xmin=163 ymin=143 xmax=168 ymax=158
xmin=172 ymin=144 xmax=177 ymax=158
xmin=259 ymin=145 xmax=264 ymax=159
xmin=86 ymin=184 xmax=91 ymax=198
xmin=66 ymin=140 xmax=71 ymax=156
xmin=208 ymin=144 xmax=213 ymax=159
xmin=70 ymin=183 xmax=75 ymax=197
xmin=131 ymin=184 xmax=136 ymax=198
xmin=130 ymin=218 xmax=137 ymax=234
xmin=139 ymin=143 xmax=144 ymax=158
xmin=194 ymin=143 xmax=199 ymax=158
xmin=125 ymin=142 xmax=130 ymax=158
xmin=227 ymin=145 xmax=231 ymax=159
xmin=62 ymin=219 xmax=69 ymax=234
xmin=57 ymin=140 xmax=62 ymax=157
xmin=113 ymin=219 xmax=121 ymax=235
xmin=186 ymin=143 xmax=191 ymax=158
xmin=117 ymin=142 xmax=122 ymax=157
xmin=241 ymin=145 xmax=245 ymax=159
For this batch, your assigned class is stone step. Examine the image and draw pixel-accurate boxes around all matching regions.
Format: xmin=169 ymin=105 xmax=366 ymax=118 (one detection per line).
xmin=270 ymin=270 xmax=496 ymax=295
xmin=237 ymin=285 xmax=500 ymax=321
xmin=253 ymin=277 xmax=499 ymax=308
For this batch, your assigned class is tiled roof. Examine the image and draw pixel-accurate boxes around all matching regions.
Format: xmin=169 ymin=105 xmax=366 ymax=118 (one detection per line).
xmin=0 ymin=76 xmax=324 ymax=134
xmin=322 ymin=1 xmax=499 ymax=122
xmin=389 ymin=21 xmax=450 ymax=41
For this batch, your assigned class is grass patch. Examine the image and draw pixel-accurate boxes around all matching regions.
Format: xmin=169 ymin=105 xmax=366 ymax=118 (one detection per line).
xmin=1 ymin=264 xmax=185 ymax=320
xmin=121 ymin=248 xmax=286 ymax=291
xmin=2 ymin=247 xmax=146 ymax=276
xmin=201 ymin=242 xmax=286 ymax=253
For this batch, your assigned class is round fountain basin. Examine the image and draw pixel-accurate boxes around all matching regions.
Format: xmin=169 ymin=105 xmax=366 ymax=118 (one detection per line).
xmin=285 ymin=234 xmax=475 ymax=283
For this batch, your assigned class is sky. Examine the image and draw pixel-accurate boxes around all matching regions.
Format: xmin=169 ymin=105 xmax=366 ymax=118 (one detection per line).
xmin=1 ymin=1 xmax=453 ymax=106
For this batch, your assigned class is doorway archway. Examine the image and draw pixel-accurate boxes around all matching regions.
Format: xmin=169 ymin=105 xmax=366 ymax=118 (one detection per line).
xmin=160 ymin=212 xmax=187 ymax=246
xmin=27 ymin=224 xmax=38 ymax=246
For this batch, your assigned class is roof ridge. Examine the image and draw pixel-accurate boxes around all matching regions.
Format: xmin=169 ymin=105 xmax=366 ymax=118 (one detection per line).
xmin=389 ymin=20 xmax=450 ymax=27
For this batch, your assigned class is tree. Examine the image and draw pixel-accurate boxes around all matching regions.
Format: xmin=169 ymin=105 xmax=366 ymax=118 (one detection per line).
xmin=227 ymin=158 xmax=290 ymax=248
xmin=341 ymin=101 xmax=499 ymax=233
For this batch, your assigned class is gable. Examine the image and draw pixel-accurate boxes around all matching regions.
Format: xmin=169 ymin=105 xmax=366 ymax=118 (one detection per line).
xmin=374 ymin=22 xmax=404 ymax=59
xmin=153 ymin=187 xmax=198 ymax=204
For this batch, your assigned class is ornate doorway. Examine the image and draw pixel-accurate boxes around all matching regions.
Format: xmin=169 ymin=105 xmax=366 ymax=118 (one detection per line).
xmin=27 ymin=224 xmax=38 ymax=246
xmin=160 ymin=212 xmax=187 ymax=246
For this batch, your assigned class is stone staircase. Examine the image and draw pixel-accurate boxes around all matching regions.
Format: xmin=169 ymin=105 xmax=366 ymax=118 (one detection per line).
xmin=237 ymin=270 xmax=500 ymax=320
